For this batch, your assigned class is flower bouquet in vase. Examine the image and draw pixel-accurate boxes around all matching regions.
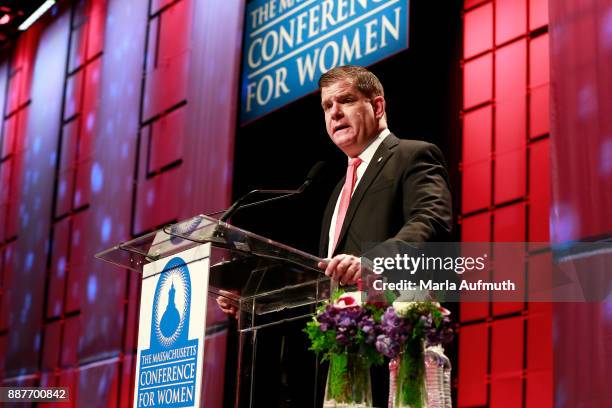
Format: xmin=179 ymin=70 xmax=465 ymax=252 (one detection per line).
xmin=376 ymin=301 xmax=454 ymax=408
xmin=305 ymin=291 xmax=385 ymax=408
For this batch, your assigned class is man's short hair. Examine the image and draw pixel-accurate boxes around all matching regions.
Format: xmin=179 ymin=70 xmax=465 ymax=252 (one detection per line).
xmin=318 ymin=65 xmax=384 ymax=99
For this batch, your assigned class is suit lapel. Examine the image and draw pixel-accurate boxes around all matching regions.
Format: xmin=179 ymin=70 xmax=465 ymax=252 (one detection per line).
xmin=333 ymin=134 xmax=399 ymax=254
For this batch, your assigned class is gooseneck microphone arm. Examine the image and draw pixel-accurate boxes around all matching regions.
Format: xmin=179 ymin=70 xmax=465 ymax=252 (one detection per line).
xmin=219 ymin=188 xmax=299 ymax=222
xmin=217 ymin=161 xmax=326 ymax=223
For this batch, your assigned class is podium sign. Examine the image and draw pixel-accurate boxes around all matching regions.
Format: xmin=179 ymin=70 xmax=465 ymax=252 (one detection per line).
xmin=133 ymin=244 xmax=211 ymax=408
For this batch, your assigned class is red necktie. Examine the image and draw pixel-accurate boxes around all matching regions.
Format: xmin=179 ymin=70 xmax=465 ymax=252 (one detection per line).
xmin=332 ymin=157 xmax=363 ymax=252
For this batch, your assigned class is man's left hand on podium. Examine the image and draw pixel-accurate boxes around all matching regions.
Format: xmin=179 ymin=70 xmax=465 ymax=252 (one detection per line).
xmin=318 ymin=254 xmax=361 ymax=286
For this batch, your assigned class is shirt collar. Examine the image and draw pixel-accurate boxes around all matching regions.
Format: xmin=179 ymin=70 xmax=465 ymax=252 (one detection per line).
xmin=351 ymin=128 xmax=391 ymax=165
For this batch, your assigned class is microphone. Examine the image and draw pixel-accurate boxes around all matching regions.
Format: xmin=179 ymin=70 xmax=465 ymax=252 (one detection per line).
xmin=218 ymin=161 xmax=325 ymax=222
xmin=297 ymin=160 xmax=326 ymax=192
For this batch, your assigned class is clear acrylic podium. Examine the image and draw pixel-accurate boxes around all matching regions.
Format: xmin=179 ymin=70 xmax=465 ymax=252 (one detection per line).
xmin=96 ymin=214 xmax=331 ymax=407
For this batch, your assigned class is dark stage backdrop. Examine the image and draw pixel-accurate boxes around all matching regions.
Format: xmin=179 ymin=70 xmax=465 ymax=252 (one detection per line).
xmin=0 ymin=0 xmax=243 ymax=405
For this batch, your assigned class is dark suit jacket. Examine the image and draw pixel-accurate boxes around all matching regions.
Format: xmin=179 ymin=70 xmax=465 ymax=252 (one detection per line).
xmin=319 ymin=133 xmax=452 ymax=258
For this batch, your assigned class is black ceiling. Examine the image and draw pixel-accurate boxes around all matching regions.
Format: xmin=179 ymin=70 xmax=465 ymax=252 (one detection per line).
xmin=0 ymin=0 xmax=50 ymax=48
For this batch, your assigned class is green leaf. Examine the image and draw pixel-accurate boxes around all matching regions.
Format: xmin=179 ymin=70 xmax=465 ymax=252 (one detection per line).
xmin=328 ymin=353 xmax=349 ymax=401
xmin=397 ymin=340 xmax=425 ymax=408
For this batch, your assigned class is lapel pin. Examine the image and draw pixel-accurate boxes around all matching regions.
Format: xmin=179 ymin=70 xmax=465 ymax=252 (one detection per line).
xmin=377 ymin=156 xmax=382 ymax=163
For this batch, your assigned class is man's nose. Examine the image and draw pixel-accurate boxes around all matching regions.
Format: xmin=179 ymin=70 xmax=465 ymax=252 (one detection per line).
xmin=330 ymin=103 xmax=343 ymax=119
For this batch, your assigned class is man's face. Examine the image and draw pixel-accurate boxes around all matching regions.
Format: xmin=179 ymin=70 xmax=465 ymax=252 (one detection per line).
xmin=321 ymin=80 xmax=383 ymax=157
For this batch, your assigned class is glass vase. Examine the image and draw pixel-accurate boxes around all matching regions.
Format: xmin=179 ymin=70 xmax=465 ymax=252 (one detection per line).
xmin=324 ymin=353 xmax=372 ymax=407
xmin=389 ymin=344 xmax=453 ymax=408
xmin=389 ymin=341 xmax=426 ymax=408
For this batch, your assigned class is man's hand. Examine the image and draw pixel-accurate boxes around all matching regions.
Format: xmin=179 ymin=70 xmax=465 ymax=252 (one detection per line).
xmin=318 ymin=254 xmax=361 ymax=286
xmin=216 ymin=290 xmax=239 ymax=318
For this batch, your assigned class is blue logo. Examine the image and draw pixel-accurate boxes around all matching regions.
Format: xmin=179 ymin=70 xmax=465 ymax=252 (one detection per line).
xmin=168 ymin=217 xmax=202 ymax=245
xmin=151 ymin=258 xmax=191 ymax=348
xmin=137 ymin=257 xmax=199 ymax=407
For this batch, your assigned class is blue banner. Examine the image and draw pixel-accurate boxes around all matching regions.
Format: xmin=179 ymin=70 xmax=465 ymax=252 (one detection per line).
xmin=240 ymin=0 xmax=410 ymax=124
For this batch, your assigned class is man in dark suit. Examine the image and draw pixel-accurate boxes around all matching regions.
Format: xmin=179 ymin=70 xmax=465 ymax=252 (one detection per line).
xmin=317 ymin=65 xmax=452 ymax=284
xmin=316 ymin=65 xmax=452 ymax=407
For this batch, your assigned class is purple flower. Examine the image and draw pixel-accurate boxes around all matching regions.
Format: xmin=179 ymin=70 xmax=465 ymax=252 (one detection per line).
xmin=311 ymin=301 xmax=384 ymax=353
xmin=316 ymin=305 xmax=338 ymax=332
xmin=358 ymin=315 xmax=379 ymax=344
xmin=375 ymin=307 xmax=413 ymax=358
xmin=423 ymin=315 xmax=454 ymax=346
xmin=376 ymin=334 xmax=401 ymax=358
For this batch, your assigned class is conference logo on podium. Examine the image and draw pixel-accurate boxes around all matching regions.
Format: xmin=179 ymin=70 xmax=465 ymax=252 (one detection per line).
xmin=136 ymin=257 xmax=200 ymax=407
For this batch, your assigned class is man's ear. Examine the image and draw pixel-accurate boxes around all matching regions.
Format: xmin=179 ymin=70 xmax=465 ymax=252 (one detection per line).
xmin=372 ymin=96 xmax=386 ymax=120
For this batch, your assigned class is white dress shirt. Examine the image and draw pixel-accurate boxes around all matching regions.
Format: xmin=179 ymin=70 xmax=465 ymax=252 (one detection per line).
xmin=327 ymin=129 xmax=391 ymax=258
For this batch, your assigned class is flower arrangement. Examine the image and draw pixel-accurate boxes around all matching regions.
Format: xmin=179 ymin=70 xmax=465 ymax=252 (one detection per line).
xmin=305 ymin=291 xmax=385 ymax=406
xmin=305 ymin=292 xmax=454 ymax=407
xmin=305 ymin=291 xmax=384 ymax=361
xmin=376 ymin=301 xmax=454 ymax=408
